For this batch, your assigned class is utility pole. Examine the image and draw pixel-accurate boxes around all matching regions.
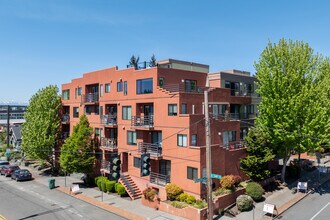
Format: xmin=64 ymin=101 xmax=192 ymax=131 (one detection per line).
xmin=6 ymin=105 xmax=10 ymax=148
xmin=204 ymin=85 xmax=213 ymax=220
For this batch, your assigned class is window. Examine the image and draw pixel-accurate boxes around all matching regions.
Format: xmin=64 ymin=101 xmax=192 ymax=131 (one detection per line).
xmin=117 ymin=81 xmax=123 ymax=92
xmin=105 ymin=84 xmax=111 ymax=93
xmin=127 ymin=131 xmax=137 ymax=145
xmin=77 ymin=87 xmax=82 ymax=96
xmin=229 ymin=131 xmax=236 ymax=142
xmin=168 ymin=104 xmax=177 ymax=116
xmin=184 ymin=80 xmax=197 ymax=92
xmin=191 ymin=134 xmax=197 ymax=146
xmin=100 ymin=84 xmax=103 ymax=97
xmin=247 ymin=105 xmax=254 ymax=114
xmin=187 ymin=167 xmax=198 ymax=180
xmin=177 ymin=134 xmax=187 ymax=147
xmin=85 ymin=106 xmax=92 ymax=115
xmin=134 ymin=157 xmax=141 ymax=168
xmin=124 ymin=81 xmax=128 ymax=95
xmin=181 ymin=103 xmax=187 ymax=114
xmin=73 ymin=107 xmax=79 ymax=118
xmin=75 ymin=88 xmax=78 ymax=99
xmin=159 ymin=77 xmax=164 ymax=88
xmin=136 ymin=78 xmax=153 ymax=94
xmin=62 ymin=90 xmax=70 ymax=100
xmin=122 ymin=106 xmax=132 ymax=120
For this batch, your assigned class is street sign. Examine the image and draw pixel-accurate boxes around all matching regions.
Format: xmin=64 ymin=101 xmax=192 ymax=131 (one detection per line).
xmin=194 ymin=177 xmax=207 ymax=183
xmin=211 ymin=173 xmax=222 ymax=179
xmin=263 ymin=203 xmax=275 ymax=214
xmin=6 ymin=148 xmax=10 ymax=158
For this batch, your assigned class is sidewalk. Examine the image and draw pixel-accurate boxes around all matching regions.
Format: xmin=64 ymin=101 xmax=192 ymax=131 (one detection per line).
xmin=221 ymin=163 xmax=330 ymax=220
xmin=24 ymin=166 xmax=187 ymax=220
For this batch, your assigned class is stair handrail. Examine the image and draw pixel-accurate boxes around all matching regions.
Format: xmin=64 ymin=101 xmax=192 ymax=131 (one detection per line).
xmin=120 ymin=175 xmax=137 ymax=196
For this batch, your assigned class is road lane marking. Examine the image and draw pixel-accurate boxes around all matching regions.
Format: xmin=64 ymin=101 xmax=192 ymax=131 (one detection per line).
xmin=0 ymin=214 xmax=7 ymax=220
xmin=310 ymin=202 xmax=330 ymax=220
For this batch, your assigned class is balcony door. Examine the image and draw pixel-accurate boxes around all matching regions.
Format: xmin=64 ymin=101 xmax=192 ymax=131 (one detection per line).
xmin=144 ymin=105 xmax=153 ymax=117
xmin=159 ymin=159 xmax=171 ymax=176
xmin=151 ymin=131 xmax=162 ymax=147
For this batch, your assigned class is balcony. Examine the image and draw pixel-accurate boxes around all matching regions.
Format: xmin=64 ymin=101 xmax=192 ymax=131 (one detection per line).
xmin=100 ymin=114 xmax=117 ymax=127
xmin=131 ymin=116 xmax=154 ymax=129
xmin=100 ymin=137 xmax=117 ymax=151
xmin=161 ymin=84 xmax=204 ymax=94
xmin=150 ymin=172 xmax=171 ymax=186
xmin=222 ymin=141 xmax=246 ymax=150
xmin=82 ymin=93 xmax=99 ymax=104
xmin=230 ymin=89 xmax=252 ymax=97
xmin=138 ymin=142 xmax=162 ymax=158
xmin=212 ymin=113 xmax=256 ymax=121
xmin=100 ymin=160 xmax=111 ymax=173
xmin=62 ymin=114 xmax=70 ymax=123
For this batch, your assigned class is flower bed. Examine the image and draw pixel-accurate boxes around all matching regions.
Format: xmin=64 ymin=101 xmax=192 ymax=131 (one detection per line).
xmin=213 ymin=188 xmax=245 ymax=211
xmin=159 ymin=201 xmax=207 ymax=220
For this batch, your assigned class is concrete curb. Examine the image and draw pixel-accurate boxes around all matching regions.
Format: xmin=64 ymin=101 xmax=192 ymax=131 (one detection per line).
xmin=56 ymin=186 xmax=146 ymax=220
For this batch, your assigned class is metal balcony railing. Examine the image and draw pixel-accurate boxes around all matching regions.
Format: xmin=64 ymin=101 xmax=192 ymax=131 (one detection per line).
xmin=230 ymin=89 xmax=253 ymax=97
xmin=62 ymin=114 xmax=70 ymax=123
xmin=100 ymin=114 xmax=117 ymax=126
xmin=100 ymin=137 xmax=117 ymax=150
xmin=212 ymin=113 xmax=257 ymax=120
xmin=138 ymin=142 xmax=162 ymax=157
xmin=82 ymin=93 xmax=99 ymax=103
xmin=150 ymin=172 xmax=171 ymax=186
xmin=161 ymin=84 xmax=205 ymax=93
xmin=131 ymin=115 xmax=154 ymax=128
xmin=101 ymin=160 xmax=111 ymax=172
xmin=223 ymin=141 xmax=246 ymax=150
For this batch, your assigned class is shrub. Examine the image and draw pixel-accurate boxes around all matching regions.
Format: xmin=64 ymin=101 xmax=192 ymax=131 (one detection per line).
xmin=116 ymin=183 xmax=128 ymax=197
xmin=185 ymin=194 xmax=196 ymax=204
xmin=170 ymin=201 xmax=188 ymax=209
xmin=176 ymin=192 xmax=189 ymax=202
xmin=106 ymin=180 xmax=116 ymax=193
xmin=115 ymin=182 xmax=121 ymax=193
xmin=233 ymin=175 xmax=242 ymax=186
xmin=236 ymin=195 xmax=253 ymax=212
xmin=101 ymin=181 xmax=107 ymax=193
xmin=165 ymin=183 xmax=183 ymax=201
xmin=220 ymin=175 xmax=235 ymax=189
xmin=193 ymin=199 xmax=207 ymax=209
xmin=245 ymin=182 xmax=264 ymax=202
xmin=96 ymin=177 xmax=107 ymax=191
xmin=143 ymin=188 xmax=157 ymax=201
xmin=213 ymin=187 xmax=233 ymax=196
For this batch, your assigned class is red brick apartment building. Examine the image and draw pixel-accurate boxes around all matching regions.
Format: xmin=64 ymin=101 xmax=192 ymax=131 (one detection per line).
xmin=61 ymin=59 xmax=257 ymax=200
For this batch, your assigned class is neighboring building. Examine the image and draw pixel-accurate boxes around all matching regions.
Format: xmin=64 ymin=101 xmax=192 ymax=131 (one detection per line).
xmin=0 ymin=104 xmax=27 ymax=125
xmin=61 ymin=59 xmax=251 ymax=200
xmin=9 ymin=125 xmax=22 ymax=150
xmin=209 ymin=70 xmax=260 ymax=140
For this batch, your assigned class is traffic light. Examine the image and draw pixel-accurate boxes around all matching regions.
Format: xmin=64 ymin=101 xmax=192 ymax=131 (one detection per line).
xmin=111 ymin=156 xmax=121 ymax=179
xmin=140 ymin=153 xmax=150 ymax=177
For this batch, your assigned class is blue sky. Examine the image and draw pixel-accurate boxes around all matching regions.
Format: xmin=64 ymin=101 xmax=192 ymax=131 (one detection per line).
xmin=1 ymin=0 xmax=329 ymax=103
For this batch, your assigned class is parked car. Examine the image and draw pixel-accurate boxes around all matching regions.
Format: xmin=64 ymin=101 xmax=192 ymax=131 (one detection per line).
xmin=11 ymin=169 xmax=32 ymax=181
xmin=2 ymin=165 xmax=20 ymax=177
xmin=0 ymin=165 xmax=10 ymax=175
xmin=0 ymin=160 xmax=10 ymax=170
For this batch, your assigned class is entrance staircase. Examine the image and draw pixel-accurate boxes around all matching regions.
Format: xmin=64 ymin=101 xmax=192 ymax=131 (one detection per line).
xmin=119 ymin=174 xmax=142 ymax=200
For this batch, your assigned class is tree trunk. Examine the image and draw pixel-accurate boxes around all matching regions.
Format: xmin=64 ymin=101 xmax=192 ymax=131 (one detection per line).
xmin=281 ymin=156 xmax=289 ymax=183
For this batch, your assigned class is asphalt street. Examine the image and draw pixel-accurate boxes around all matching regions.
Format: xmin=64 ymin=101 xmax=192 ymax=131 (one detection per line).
xmin=280 ymin=180 xmax=330 ymax=220
xmin=0 ymin=174 xmax=127 ymax=220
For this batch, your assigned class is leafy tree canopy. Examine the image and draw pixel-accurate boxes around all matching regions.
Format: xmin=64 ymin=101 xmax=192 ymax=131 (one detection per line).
xmin=240 ymin=127 xmax=274 ymax=181
xmin=149 ymin=54 xmax=156 ymax=67
xmin=255 ymin=38 xmax=330 ymax=182
xmin=21 ymin=85 xmax=61 ymax=162
xmin=59 ymin=114 xmax=95 ymax=174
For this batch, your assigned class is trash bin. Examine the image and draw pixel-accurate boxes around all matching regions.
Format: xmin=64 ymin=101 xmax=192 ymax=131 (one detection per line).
xmin=48 ymin=178 xmax=55 ymax=189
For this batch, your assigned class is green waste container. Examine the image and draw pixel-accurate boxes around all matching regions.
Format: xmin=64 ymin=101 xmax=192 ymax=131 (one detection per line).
xmin=48 ymin=178 xmax=55 ymax=189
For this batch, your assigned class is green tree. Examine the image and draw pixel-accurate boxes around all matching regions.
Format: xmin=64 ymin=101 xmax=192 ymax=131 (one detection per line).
xmin=149 ymin=54 xmax=156 ymax=67
xmin=240 ymin=127 xmax=274 ymax=181
xmin=21 ymin=85 xmax=61 ymax=164
xmin=129 ymin=55 xmax=139 ymax=70
xmin=59 ymin=115 xmax=95 ymax=175
xmin=255 ymin=39 xmax=330 ymax=183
